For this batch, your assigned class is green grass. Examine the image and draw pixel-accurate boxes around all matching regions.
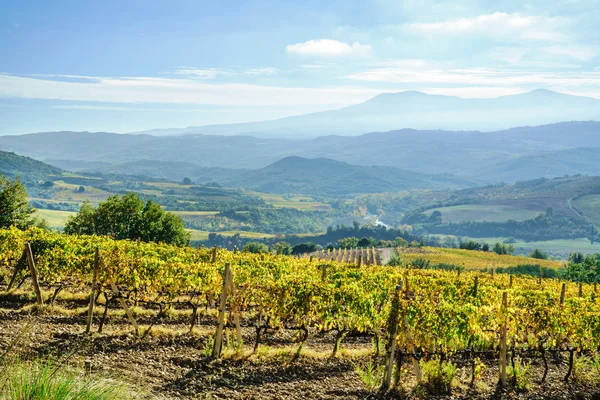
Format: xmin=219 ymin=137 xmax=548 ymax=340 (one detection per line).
xmin=430 ymin=203 xmax=543 ymax=223
xmin=2 ymin=359 xmax=146 ymax=400
xmin=172 ymin=211 xmax=220 ymax=216
xmin=572 ymin=194 xmax=600 ymax=229
xmin=34 ymin=209 xmax=76 ymax=228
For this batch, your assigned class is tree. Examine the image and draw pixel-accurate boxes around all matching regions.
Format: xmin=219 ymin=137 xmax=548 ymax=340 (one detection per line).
xmin=357 ymin=237 xmax=372 ymax=247
xmin=529 ymin=248 xmax=548 ymax=260
xmin=182 ymin=177 xmax=193 ymax=185
xmin=77 ymin=186 xmax=85 ymax=193
xmin=337 ymin=237 xmax=359 ymax=249
xmin=0 ymin=176 xmax=34 ymax=230
xmin=292 ymin=242 xmax=322 ymax=255
xmin=273 ymin=241 xmax=292 ymax=255
xmin=64 ymin=193 xmax=189 ymax=246
xmin=243 ymin=241 xmax=269 ymax=254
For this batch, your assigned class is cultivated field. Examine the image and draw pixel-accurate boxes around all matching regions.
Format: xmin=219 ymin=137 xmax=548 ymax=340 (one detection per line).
xmin=572 ymin=194 xmax=600 ymax=229
xmin=396 ymin=247 xmax=564 ymax=270
xmin=428 ymin=197 xmax=577 ymax=223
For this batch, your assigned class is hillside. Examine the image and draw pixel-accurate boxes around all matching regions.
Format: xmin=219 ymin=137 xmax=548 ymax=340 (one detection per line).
xmin=0 ymin=150 xmax=62 ymax=181
xmin=223 ymin=156 xmax=476 ymax=196
xmin=132 ymin=89 xmax=600 ymax=138
xmin=83 ymin=160 xmax=245 ymax=184
xmin=473 ymin=147 xmax=600 ymax=182
xmin=2 ymin=122 xmax=599 ymax=182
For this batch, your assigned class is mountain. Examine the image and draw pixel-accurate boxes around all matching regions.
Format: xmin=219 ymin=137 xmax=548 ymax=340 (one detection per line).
xmin=0 ymin=121 xmax=598 ymax=182
xmin=133 ymin=90 xmax=600 ymax=138
xmin=0 ymin=150 xmax=62 ymax=181
xmin=223 ymin=156 xmax=477 ymax=196
xmin=474 ymin=147 xmax=600 ymax=182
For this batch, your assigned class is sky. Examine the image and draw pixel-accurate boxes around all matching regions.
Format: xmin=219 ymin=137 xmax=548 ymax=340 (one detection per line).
xmin=0 ymin=0 xmax=599 ymax=134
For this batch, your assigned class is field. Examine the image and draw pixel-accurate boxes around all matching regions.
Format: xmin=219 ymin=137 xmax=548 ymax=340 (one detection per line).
xmin=51 ymin=180 xmax=115 ymax=203
xmin=34 ymin=209 xmax=76 ymax=228
xmin=186 ymin=229 xmax=278 ymax=241
xmin=572 ymin=194 xmax=600 ymax=229
xmin=246 ymin=191 xmax=331 ymax=211
xmin=430 ymin=203 xmax=541 ymax=223
xmin=0 ymin=228 xmax=598 ymax=399
xmin=476 ymin=237 xmax=600 ymax=256
xmin=396 ymin=246 xmax=565 ymax=270
xmin=429 ymin=197 xmax=576 ymax=223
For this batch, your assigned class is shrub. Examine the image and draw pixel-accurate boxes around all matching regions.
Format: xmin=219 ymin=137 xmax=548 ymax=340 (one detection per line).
xmin=419 ymin=359 xmax=457 ymax=395
xmin=242 ymin=241 xmax=269 ymax=254
xmin=354 ymin=360 xmax=383 ymax=391
xmin=386 ymin=254 xmax=402 ymax=267
xmin=507 ymin=359 xmax=531 ymax=392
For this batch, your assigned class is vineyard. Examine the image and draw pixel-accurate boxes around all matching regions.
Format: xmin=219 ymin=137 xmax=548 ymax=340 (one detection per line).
xmin=307 ymin=247 xmax=382 ymax=265
xmin=396 ymin=246 xmax=564 ymax=271
xmin=0 ymin=227 xmax=599 ymax=398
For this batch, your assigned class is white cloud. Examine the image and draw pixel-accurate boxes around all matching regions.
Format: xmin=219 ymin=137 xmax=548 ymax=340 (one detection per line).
xmin=286 ymin=39 xmax=372 ymax=57
xmin=174 ymin=68 xmax=224 ymax=79
xmin=542 ymin=45 xmax=597 ymax=61
xmin=243 ymin=67 xmax=279 ymax=75
xmin=173 ymin=66 xmax=279 ymax=79
xmin=0 ymin=73 xmax=386 ymax=107
xmin=342 ymin=65 xmax=600 ymax=98
xmin=405 ymin=12 xmax=569 ymax=42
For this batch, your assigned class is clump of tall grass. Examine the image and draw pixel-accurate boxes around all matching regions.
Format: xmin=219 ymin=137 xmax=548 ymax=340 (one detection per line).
xmin=0 ymin=359 xmax=151 ymax=400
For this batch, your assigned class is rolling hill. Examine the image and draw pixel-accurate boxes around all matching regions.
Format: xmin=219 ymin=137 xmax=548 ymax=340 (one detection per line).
xmin=223 ymin=156 xmax=477 ymax=196
xmin=0 ymin=150 xmax=63 ymax=181
xmin=79 ymin=160 xmax=246 ymax=184
xmin=474 ymin=147 xmax=600 ymax=182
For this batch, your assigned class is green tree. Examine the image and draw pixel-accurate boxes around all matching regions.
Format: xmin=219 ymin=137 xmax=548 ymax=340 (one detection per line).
xmin=182 ymin=177 xmax=193 ymax=185
xmin=64 ymin=193 xmax=189 ymax=246
xmin=337 ymin=236 xmax=359 ymax=249
xmin=292 ymin=242 xmax=322 ymax=255
xmin=529 ymin=248 xmax=548 ymax=260
xmin=273 ymin=241 xmax=292 ymax=255
xmin=242 ymin=241 xmax=270 ymax=254
xmin=0 ymin=176 xmax=34 ymax=229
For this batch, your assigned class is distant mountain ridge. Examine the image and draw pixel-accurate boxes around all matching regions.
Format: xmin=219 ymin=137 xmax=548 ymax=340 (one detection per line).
xmin=130 ymin=89 xmax=600 ymax=138
xmin=0 ymin=121 xmax=598 ymax=184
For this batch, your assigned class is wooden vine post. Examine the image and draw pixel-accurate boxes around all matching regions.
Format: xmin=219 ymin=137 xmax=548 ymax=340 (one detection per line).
xmin=213 ymin=262 xmax=232 ymax=358
xmin=226 ymin=266 xmax=242 ymax=346
xmin=403 ymin=292 xmax=422 ymax=384
xmin=85 ymin=247 xmax=100 ymax=334
xmin=357 ymin=254 xmax=362 ymax=268
xmin=25 ymin=243 xmax=43 ymax=306
xmin=381 ymin=284 xmax=401 ymax=391
xmin=110 ymin=280 xmax=139 ymax=336
xmin=578 ymin=282 xmax=583 ymax=297
xmin=509 ymin=274 xmax=513 ymax=289
xmin=473 ymin=276 xmax=479 ymax=297
xmin=499 ymin=292 xmax=508 ymax=388
xmin=560 ymin=283 xmax=566 ymax=305
xmin=211 ymin=246 xmax=217 ymax=263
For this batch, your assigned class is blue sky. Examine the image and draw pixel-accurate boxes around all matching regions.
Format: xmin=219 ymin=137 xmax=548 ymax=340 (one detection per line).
xmin=1 ymin=0 xmax=599 ymax=134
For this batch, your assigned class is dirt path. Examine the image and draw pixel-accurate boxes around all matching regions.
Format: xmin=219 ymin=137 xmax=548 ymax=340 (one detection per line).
xmin=568 ymin=196 xmax=599 ymax=232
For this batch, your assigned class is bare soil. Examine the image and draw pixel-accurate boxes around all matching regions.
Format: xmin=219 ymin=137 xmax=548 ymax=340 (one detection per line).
xmin=0 ymin=291 xmax=599 ymax=400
